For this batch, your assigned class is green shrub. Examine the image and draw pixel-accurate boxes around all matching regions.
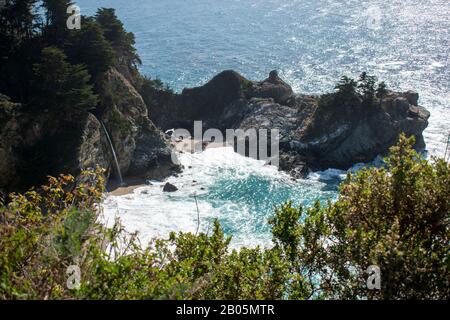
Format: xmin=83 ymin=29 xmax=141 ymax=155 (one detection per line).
xmin=1 ymin=135 xmax=448 ymax=300
xmin=288 ymin=134 xmax=450 ymax=299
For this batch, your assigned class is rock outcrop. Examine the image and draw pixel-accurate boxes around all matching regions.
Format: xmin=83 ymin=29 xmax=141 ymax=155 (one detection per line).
xmin=0 ymin=68 xmax=179 ymax=192
xmin=95 ymin=68 xmax=178 ymax=182
xmin=0 ymin=68 xmax=431 ymax=192
xmin=144 ymin=70 xmax=430 ymax=176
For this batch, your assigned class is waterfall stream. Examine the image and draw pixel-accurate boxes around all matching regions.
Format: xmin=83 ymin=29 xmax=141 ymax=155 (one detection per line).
xmin=99 ymin=120 xmax=124 ymax=185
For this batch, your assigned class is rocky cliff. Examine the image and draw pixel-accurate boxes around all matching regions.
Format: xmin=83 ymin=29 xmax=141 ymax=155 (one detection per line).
xmin=142 ymin=70 xmax=430 ymax=177
xmin=0 ymin=68 xmax=178 ymax=192
xmin=0 ymin=68 xmax=431 ymax=192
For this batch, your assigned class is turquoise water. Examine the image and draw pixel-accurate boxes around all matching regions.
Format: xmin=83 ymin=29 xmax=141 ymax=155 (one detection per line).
xmin=91 ymin=0 xmax=449 ymax=247
xmin=103 ymin=147 xmax=341 ymax=248
xmin=78 ymin=0 xmax=449 ymax=156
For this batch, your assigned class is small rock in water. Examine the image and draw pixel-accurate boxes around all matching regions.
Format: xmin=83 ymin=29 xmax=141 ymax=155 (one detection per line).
xmin=163 ymin=182 xmax=178 ymax=192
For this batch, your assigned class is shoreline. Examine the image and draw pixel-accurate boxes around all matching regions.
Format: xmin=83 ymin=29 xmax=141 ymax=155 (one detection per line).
xmin=107 ymin=138 xmax=231 ymax=197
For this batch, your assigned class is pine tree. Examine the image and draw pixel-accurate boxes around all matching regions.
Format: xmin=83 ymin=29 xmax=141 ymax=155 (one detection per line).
xmin=0 ymin=0 xmax=38 ymax=45
xmin=65 ymin=18 xmax=115 ymax=78
xmin=335 ymin=76 xmax=357 ymax=101
xmin=41 ymin=0 xmax=73 ymax=45
xmin=357 ymin=72 xmax=377 ymax=106
xmin=0 ymin=0 xmax=42 ymax=102
xmin=32 ymin=46 xmax=98 ymax=112
xmin=376 ymin=81 xmax=388 ymax=108
xmin=95 ymin=8 xmax=141 ymax=68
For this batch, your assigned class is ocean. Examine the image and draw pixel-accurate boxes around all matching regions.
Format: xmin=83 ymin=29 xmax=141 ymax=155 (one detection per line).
xmin=75 ymin=0 xmax=450 ymax=247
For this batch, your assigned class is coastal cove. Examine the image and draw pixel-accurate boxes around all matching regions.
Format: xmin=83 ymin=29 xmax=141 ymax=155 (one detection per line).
xmin=0 ymin=0 xmax=448 ymax=301
xmin=71 ymin=0 xmax=448 ymax=248
xmin=102 ymin=143 xmax=343 ymax=249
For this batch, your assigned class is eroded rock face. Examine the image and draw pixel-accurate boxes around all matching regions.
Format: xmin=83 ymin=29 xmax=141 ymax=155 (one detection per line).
xmin=97 ymin=68 xmax=178 ymax=182
xmin=248 ymin=70 xmax=295 ymax=105
xmin=146 ymin=71 xmax=430 ymax=176
xmin=0 ymin=68 xmax=431 ymax=191
xmin=0 ymin=68 xmax=179 ymax=192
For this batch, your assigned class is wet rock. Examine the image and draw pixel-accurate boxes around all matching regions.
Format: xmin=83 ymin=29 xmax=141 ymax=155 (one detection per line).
xmin=163 ymin=182 xmax=178 ymax=192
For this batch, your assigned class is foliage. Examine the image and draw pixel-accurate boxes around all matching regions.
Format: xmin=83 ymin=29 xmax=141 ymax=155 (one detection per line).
xmin=95 ymin=8 xmax=141 ymax=68
xmin=0 ymin=0 xmax=39 ymax=45
xmin=1 ymin=136 xmax=448 ymax=300
xmin=0 ymin=168 xmax=292 ymax=300
xmin=108 ymin=110 xmax=132 ymax=135
xmin=357 ymin=72 xmax=377 ymax=106
xmin=64 ymin=17 xmax=116 ymax=78
xmin=32 ymin=46 xmax=98 ymax=112
xmin=319 ymin=73 xmax=387 ymax=110
xmin=41 ymin=0 xmax=73 ymax=44
xmin=0 ymin=168 xmax=105 ymax=299
xmin=291 ymin=134 xmax=450 ymax=299
xmin=335 ymin=75 xmax=358 ymax=100
xmin=376 ymin=81 xmax=388 ymax=107
xmin=0 ymin=3 xmax=153 ymax=113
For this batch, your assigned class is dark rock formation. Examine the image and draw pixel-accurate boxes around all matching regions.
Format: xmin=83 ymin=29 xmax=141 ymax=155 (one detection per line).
xmin=163 ymin=182 xmax=178 ymax=192
xmin=144 ymin=71 xmax=430 ymax=176
xmin=248 ymin=70 xmax=295 ymax=105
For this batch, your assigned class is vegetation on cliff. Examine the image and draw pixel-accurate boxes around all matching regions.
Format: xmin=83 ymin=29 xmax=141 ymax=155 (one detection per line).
xmin=1 ymin=136 xmax=448 ymax=300
xmin=0 ymin=1 xmax=137 ymax=110
xmin=0 ymin=1 xmax=169 ymax=191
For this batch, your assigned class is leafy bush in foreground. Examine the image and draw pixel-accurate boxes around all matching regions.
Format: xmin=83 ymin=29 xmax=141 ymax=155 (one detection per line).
xmin=274 ymin=135 xmax=450 ymax=299
xmin=0 ymin=135 xmax=448 ymax=300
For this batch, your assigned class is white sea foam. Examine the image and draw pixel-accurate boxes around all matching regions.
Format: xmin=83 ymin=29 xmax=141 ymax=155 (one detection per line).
xmin=92 ymin=0 xmax=449 ymax=249
xmin=102 ymin=147 xmax=339 ymax=249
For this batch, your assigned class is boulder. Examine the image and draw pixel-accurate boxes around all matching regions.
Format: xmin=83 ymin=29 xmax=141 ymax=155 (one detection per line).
xmin=405 ymin=90 xmax=419 ymax=106
xmin=163 ymin=182 xmax=178 ymax=192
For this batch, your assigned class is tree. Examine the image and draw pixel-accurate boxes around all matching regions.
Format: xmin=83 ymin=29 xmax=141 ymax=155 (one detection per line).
xmin=41 ymin=0 xmax=73 ymax=45
xmin=0 ymin=0 xmax=38 ymax=44
xmin=95 ymin=8 xmax=141 ymax=68
xmin=334 ymin=76 xmax=358 ymax=101
xmin=276 ymin=134 xmax=450 ymax=299
xmin=64 ymin=18 xmax=115 ymax=78
xmin=357 ymin=72 xmax=378 ymax=106
xmin=0 ymin=0 xmax=42 ymax=102
xmin=32 ymin=46 xmax=98 ymax=112
xmin=376 ymin=81 xmax=388 ymax=108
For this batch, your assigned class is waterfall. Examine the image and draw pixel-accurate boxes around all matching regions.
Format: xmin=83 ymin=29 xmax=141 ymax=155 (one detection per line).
xmin=99 ymin=120 xmax=124 ymax=186
xmin=445 ymin=132 xmax=450 ymax=162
